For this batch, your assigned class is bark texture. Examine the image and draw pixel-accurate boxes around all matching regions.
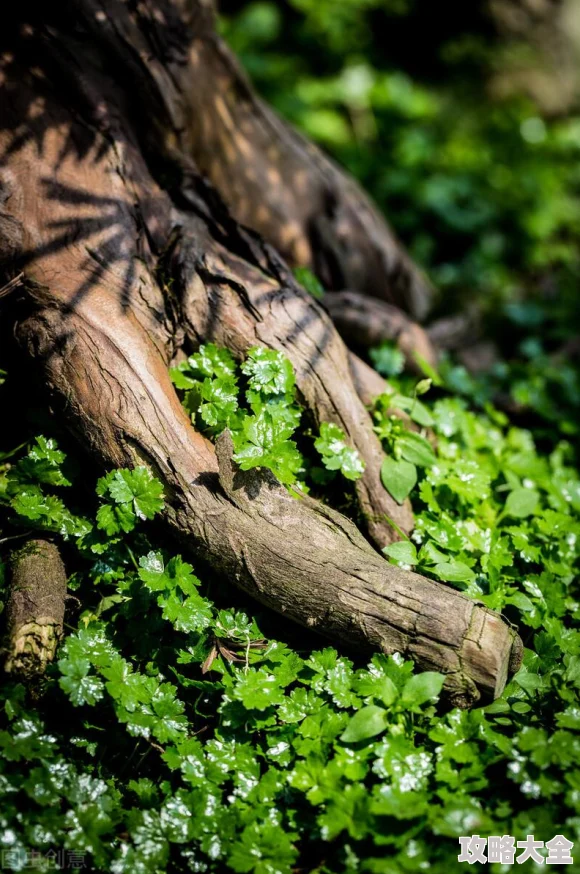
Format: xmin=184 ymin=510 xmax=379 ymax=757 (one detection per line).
xmin=0 ymin=0 xmax=522 ymax=704
xmin=3 ymin=539 xmax=67 ymax=678
xmin=323 ymin=290 xmax=438 ymax=373
xmin=181 ymin=6 xmax=433 ymax=320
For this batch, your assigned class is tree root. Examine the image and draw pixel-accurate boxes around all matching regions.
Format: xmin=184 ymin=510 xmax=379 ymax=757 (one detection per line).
xmin=179 ymin=2 xmax=433 ymax=320
xmin=3 ymin=539 xmax=67 ymax=679
xmin=0 ymin=0 xmax=523 ymax=704
xmin=323 ymin=290 xmax=438 ymax=373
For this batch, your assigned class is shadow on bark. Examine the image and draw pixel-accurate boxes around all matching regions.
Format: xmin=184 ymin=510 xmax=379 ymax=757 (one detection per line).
xmin=0 ymin=0 xmax=522 ymax=705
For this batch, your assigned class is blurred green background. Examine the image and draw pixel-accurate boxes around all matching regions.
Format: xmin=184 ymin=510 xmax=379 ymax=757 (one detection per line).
xmin=219 ymin=0 xmax=580 ymax=434
xmin=220 ymin=0 xmax=580 ymax=310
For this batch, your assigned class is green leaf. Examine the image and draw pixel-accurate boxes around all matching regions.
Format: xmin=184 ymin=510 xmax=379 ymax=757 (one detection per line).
xmin=233 ymin=668 xmax=286 ymax=711
xmin=390 ymin=393 xmax=434 ymax=427
xmin=353 ymin=672 xmax=398 ymax=707
xmin=513 ymin=669 xmax=544 ymax=694
xmin=340 ymin=705 xmax=389 ymax=743
xmin=370 ymin=342 xmax=405 ymax=377
xmin=58 ymin=657 xmax=105 ymax=706
xmin=199 ymin=376 xmax=239 ymax=430
xmin=397 ymin=432 xmax=436 ymax=468
xmin=228 ymin=821 xmax=297 ymax=874
xmin=110 ymin=470 xmax=164 ymax=519
xmin=431 ymin=561 xmax=475 ymax=584
xmin=293 ymin=266 xmax=325 ymax=300
xmin=401 ymin=672 xmax=444 ymax=708
xmin=506 ymin=591 xmax=535 ymax=612
xmin=504 ymin=487 xmax=540 ymax=518
xmin=159 ymin=591 xmax=213 ymax=633
xmin=138 ymin=553 xmax=201 ymax=595
xmin=188 ymin=343 xmax=237 ymax=379
xmin=232 ymin=409 xmax=303 ymax=484
xmin=97 ymin=468 xmax=164 ymax=532
xmin=383 ymin=540 xmax=418 ymax=565
xmin=413 ymin=351 xmax=443 ymax=385
xmin=9 ymin=485 xmax=87 ymax=538
xmin=170 ymin=365 xmax=200 ymax=390
xmin=241 ymin=346 xmax=295 ymax=396
xmin=96 ymin=501 xmax=135 ymax=536
xmin=381 ymin=457 xmax=417 ymax=504
xmin=8 ymin=436 xmax=71 ymax=488
xmin=315 ymin=422 xmax=365 ymax=481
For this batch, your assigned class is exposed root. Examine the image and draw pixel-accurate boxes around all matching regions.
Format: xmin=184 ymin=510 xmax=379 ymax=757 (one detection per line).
xmin=3 ymin=539 xmax=67 ymax=679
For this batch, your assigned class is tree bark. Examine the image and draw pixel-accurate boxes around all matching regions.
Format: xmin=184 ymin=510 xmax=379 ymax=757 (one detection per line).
xmin=180 ymin=12 xmax=433 ymax=320
xmin=323 ymin=290 xmax=438 ymax=373
xmin=0 ymin=0 xmax=522 ymax=704
xmin=3 ymin=539 xmax=67 ymax=679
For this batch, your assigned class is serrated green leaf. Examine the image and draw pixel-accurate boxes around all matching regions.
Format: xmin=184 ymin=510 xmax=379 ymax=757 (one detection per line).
xmin=138 ymin=553 xmax=201 ymax=595
xmin=315 ymin=422 xmax=365 ymax=481
xmin=188 ymin=343 xmax=237 ymax=379
xmin=232 ymin=409 xmax=303 ymax=484
xmin=199 ymin=376 xmax=239 ymax=429
xmin=97 ymin=468 xmax=164 ymax=532
xmin=242 ymin=346 xmax=295 ymax=396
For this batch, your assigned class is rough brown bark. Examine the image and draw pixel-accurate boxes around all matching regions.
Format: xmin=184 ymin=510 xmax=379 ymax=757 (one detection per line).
xmin=0 ymin=0 xmax=522 ymax=704
xmin=180 ymin=3 xmax=433 ymax=320
xmin=323 ymin=290 xmax=438 ymax=373
xmin=3 ymin=539 xmax=67 ymax=678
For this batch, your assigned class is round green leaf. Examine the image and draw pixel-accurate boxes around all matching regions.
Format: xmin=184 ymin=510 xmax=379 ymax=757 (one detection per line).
xmin=381 ymin=457 xmax=417 ymax=504
xmin=401 ymin=672 xmax=444 ymax=708
xmin=340 ymin=705 xmax=389 ymax=743
xmin=504 ymin=487 xmax=539 ymax=518
xmin=384 ymin=540 xmax=418 ymax=565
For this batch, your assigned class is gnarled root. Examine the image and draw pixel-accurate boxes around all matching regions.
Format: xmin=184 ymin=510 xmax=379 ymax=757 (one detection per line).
xmin=3 ymin=539 xmax=67 ymax=679
xmin=323 ymin=290 xmax=438 ymax=373
xmin=0 ymin=0 xmax=522 ymax=704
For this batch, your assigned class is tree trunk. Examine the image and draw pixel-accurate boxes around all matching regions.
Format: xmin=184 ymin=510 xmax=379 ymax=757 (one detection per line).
xmin=0 ymin=0 xmax=522 ymax=706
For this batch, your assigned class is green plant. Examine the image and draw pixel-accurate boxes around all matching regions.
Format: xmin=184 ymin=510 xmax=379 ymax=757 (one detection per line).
xmin=171 ymin=344 xmax=365 ymax=488
xmin=1 ymin=339 xmax=580 ymax=870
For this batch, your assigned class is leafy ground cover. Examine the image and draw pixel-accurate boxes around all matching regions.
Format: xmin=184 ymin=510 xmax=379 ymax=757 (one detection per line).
xmin=1 ymin=339 xmax=580 ymax=873
xmin=2 ymin=4 xmax=580 ymax=870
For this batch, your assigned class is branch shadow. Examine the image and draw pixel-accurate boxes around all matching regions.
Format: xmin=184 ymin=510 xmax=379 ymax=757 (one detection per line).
xmin=0 ymin=0 xmax=334 ymax=371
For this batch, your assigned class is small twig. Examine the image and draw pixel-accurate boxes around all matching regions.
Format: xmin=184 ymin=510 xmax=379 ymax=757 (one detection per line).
xmin=0 ymin=440 xmax=29 ymax=461
xmin=244 ymin=637 xmax=251 ymax=673
xmin=0 ymin=272 xmax=24 ymax=300
xmin=0 ymin=530 xmax=33 ymax=545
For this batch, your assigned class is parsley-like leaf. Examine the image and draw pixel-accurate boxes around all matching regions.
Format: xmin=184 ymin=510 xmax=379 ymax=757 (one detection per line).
xmin=96 ymin=468 xmax=164 ymax=534
xmin=232 ymin=410 xmax=303 ymax=484
xmin=315 ymin=422 xmax=365 ymax=481
xmin=242 ymin=347 xmax=295 ymax=396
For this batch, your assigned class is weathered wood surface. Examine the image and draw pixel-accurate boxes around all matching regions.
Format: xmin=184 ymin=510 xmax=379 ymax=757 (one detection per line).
xmin=0 ymin=0 xmax=522 ymax=704
xmin=4 ymin=540 xmax=67 ymax=678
